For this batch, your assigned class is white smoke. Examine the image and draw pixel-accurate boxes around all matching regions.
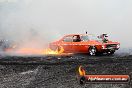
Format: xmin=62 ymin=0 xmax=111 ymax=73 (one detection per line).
xmin=0 ymin=0 xmax=132 ymax=53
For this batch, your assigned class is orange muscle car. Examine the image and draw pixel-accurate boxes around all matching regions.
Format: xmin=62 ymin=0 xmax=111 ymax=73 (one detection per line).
xmin=49 ymin=34 xmax=120 ymax=55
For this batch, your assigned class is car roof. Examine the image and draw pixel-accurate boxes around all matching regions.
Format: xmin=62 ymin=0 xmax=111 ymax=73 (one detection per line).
xmin=63 ymin=34 xmax=94 ymax=37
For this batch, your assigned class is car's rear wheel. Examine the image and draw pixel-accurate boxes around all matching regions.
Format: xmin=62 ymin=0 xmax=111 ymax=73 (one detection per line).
xmin=89 ymin=46 xmax=97 ymax=56
xmin=49 ymin=45 xmax=57 ymax=51
xmin=56 ymin=46 xmax=62 ymax=52
xmin=50 ymin=46 xmax=64 ymax=53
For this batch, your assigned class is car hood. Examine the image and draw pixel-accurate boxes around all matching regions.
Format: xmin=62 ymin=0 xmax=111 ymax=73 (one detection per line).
xmin=85 ymin=40 xmax=119 ymax=45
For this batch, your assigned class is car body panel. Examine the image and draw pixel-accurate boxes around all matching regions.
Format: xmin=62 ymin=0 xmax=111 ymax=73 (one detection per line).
xmin=49 ymin=34 xmax=120 ymax=54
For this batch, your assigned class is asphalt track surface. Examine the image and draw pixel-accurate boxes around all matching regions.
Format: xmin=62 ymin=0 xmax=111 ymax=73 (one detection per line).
xmin=0 ymin=52 xmax=132 ymax=88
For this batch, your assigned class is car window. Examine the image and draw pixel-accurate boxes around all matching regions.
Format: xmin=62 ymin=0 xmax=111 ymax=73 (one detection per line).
xmin=73 ymin=35 xmax=81 ymax=42
xmin=81 ymin=35 xmax=102 ymax=41
xmin=81 ymin=35 xmax=89 ymax=41
xmin=89 ymin=35 xmax=102 ymax=41
xmin=63 ymin=36 xmax=73 ymax=42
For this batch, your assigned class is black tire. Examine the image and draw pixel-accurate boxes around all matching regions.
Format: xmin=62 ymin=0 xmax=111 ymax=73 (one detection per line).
xmin=88 ymin=46 xmax=97 ymax=56
xmin=56 ymin=46 xmax=61 ymax=52
xmin=50 ymin=46 xmax=58 ymax=51
xmin=50 ymin=46 xmax=59 ymax=50
xmin=50 ymin=46 xmax=64 ymax=53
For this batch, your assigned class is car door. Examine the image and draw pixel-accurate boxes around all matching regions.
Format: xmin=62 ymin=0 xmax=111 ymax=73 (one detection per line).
xmin=72 ymin=35 xmax=90 ymax=53
xmin=60 ymin=36 xmax=73 ymax=53
xmin=71 ymin=35 xmax=82 ymax=53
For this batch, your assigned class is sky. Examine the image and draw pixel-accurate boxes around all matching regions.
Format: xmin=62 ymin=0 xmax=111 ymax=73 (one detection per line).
xmin=0 ymin=0 xmax=132 ymax=48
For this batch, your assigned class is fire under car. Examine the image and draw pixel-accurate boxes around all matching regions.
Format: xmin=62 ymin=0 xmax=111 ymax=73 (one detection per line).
xmin=49 ymin=34 xmax=120 ymax=55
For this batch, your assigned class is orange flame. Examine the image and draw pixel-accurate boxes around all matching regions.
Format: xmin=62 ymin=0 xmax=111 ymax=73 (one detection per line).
xmin=43 ymin=46 xmax=64 ymax=55
xmin=78 ymin=66 xmax=86 ymax=76
xmin=5 ymin=45 xmax=64 ymax=55
xmin=15 ymin=46 xmax=64 ymax=55
xmin=14 ymin=48 xmax=44 ymax=55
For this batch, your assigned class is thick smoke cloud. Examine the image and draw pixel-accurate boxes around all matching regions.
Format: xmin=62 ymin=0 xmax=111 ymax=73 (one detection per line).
xmin=0 ymin=0 xmax=132 ymax=48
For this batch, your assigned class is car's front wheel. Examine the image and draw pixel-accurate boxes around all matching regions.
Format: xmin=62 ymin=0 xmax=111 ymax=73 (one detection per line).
xmin=89 ymin=46 xmax=97 ymax=56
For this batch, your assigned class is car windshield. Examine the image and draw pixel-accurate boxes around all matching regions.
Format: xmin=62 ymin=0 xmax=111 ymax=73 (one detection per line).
xmin=81 ymin=35 xmax=89 ymax=41
xmin=81 ymin=35 xmax=101 ymax=41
